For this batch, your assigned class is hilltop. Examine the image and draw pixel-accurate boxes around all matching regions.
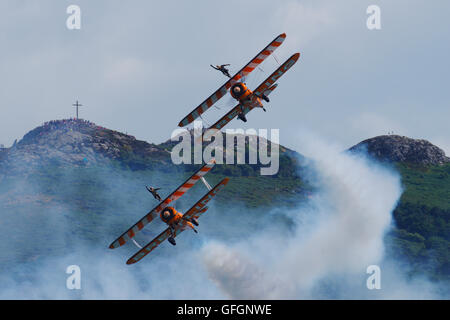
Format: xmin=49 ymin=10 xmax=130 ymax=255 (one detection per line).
xmin=349 ymin=135 xmax=450 ymax=166
xmin=0 ymin=119 xmax=170 ymax=173
xmin=0 ymin=119 xmax=307 ymax=208
xmin=349 ymin=135 xmax=450 ymax=282
xmin=0 ymin=119 xmax=303 ymax=179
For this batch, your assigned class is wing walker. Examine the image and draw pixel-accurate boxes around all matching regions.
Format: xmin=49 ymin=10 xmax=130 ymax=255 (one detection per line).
xmin=178 ymin=33 xmax=300 ymax=133
xmin=109 ymin=159 xmax=229 ymax=264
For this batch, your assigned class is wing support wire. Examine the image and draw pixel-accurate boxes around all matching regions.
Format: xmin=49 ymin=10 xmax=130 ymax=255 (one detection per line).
xmin=201 ymin=176 xmax=212 ymax=191
xmin=132 ymin=238 xmax=143 ymax=249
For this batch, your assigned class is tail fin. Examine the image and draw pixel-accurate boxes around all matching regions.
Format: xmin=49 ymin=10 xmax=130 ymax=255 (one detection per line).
xmin=197 ymin=206 xmax=209 ymax=215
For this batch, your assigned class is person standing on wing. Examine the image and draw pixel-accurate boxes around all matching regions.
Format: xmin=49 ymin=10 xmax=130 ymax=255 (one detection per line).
xmin=145 ymin=186 xmax=162 ymax=202
xmin=210 ymin=64 xmax=232 ymax=78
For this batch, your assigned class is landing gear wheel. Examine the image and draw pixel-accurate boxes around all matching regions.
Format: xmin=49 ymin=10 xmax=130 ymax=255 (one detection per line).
xmin=237 ymin=113 xmax=247 ymax=122
xmin=168 ymin=237 xmax=176 ymax=246
xmin=191 ymin=218 xmax=199 ymax=226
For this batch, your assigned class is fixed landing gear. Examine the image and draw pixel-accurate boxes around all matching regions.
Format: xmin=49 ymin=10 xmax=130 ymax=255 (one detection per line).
xmin=186 ymin=217 xmax=198 ymax=233
xmin=237 ymin=112 xmax=247 ymax=122
xmin=168 ymin=225 xmax=177 ymax=245
xmin=261 ymin=93 xmax=270 ymax=103
xmin=168 ymin=237 xmax=176 ymax=246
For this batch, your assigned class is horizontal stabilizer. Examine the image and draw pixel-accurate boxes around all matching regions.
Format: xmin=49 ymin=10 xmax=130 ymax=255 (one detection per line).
xmin=264 ymin=84 xmax=278 ymax=96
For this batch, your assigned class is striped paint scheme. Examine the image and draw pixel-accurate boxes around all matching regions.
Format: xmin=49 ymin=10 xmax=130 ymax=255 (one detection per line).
xmin=109 ymin=159 xmax=216 ymax=249
xmin=178 ymin=33 xmax=286 ymax=127
xmin=253 ymin=53 xmax=300 ymax=97
xmin=183 ymin=177 xmax=229 ymax=220
xmin=126 ymin=228 xmax=172 ymax=264
xmin=126 ymin=178 xmax=229 ymax=265
xmin=204 ymin=53 xmax=299 ymax=134
xmin=204 ymin=84 xmax=279 ymax=135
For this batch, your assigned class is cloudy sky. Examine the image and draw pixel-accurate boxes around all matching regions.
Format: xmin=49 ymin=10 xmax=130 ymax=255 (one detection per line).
xmin=1 ymin=0 xmax=449 ymax=153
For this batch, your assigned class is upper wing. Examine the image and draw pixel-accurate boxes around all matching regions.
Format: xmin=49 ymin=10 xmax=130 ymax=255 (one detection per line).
xmin=253 ymin=53 xmax=300 ymax=98
xmin=178 ymin=33 xmax=286 ymax=127
xmin=126 ymin=178 xmax=229 ymax=265
xmin=109 ymin=158 xmax=216 ymax=249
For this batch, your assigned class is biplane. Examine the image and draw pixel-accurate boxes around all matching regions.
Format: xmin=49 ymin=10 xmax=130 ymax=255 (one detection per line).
xmin=178 ymin=33 xmax=300 ymax=134
xmin=109 ymin=159 xmax=229 ymax=265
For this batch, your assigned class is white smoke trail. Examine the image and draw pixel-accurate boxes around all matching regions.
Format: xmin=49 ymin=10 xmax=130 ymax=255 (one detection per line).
xmin=200 ymin=133 xmax=404 ymax=299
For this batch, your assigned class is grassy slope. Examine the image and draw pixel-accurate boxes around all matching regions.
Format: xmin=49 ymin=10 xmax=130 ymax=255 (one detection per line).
xmin=396 ymin=163 xmax=450 ymax=209
xmin=385 ymin=163 xmax=450 ymax=281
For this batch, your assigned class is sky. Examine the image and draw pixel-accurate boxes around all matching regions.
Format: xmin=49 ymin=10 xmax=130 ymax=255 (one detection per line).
xmin=0 ymin=0 xmax=449 ymax=154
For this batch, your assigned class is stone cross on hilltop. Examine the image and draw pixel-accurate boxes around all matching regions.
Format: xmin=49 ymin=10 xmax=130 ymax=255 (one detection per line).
xmin=72 ymin=100 xmax=84 ymax=119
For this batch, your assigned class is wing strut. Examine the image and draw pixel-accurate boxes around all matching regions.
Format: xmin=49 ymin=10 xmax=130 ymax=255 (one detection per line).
xmin=201 ymin=176 xmax=212 ymax=191
xmin=132 ymin=239 xmax=142 ymax=249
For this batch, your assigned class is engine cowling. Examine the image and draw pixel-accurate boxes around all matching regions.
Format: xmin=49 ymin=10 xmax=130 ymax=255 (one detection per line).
xmin=230 ymin=82 xmax=251 ymax=101
xmin=160 ymin=207 xmax=176 ymax=223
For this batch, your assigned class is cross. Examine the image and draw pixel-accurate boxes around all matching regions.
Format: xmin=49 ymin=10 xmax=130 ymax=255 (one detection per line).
xmin=72 ymin=100 xmax=83 ymax=119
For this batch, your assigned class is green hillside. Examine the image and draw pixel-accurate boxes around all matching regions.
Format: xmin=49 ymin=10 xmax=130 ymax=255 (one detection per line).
xmin=396 ymin=163 xmax=450 ymax=210
xmin=386 ymin=163 xmax=450 ymax=281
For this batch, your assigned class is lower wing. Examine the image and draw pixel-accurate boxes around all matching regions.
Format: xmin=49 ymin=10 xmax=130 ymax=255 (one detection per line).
xmin=126 ymin=228 xmax=172 ymax=265
xmin=183 ymin=177 xmax=229 ymax=220
xmin=204 ymin=84 xmax=278 ymax=136
xmin=253 ymin=53 xmax=300 ymax=98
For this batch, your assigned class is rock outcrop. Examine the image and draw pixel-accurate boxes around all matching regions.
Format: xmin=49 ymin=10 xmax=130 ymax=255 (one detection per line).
xmin=0 ymin=119 xmax=170 ymax=174
xmin=349 ymin=135 xmax=450 ymax=165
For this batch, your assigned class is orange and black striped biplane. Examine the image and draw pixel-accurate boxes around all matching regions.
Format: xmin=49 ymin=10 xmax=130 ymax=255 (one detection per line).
xmin=109 ymin=159 xmax=229 ymax=264
xmin=178 ymin=33 xmax=300 ymax=134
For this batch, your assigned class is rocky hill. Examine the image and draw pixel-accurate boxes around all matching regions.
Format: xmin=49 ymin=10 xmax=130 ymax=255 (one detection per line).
xmin=2 ymin=122 xmax=448 ymax=178
xmin=0 ymin=119 xmax=302 ymax=178
xmin=0 ymin=119 xmax=173 ymax=174
xmin=349 ymin=135 xmax=450 ymax=165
